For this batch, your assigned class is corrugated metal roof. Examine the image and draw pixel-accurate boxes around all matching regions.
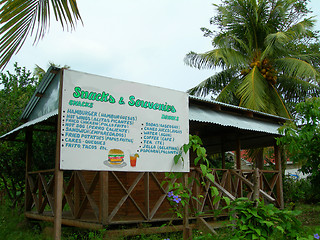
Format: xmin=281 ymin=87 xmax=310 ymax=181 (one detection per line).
xmin=0 ymin=110 xmax=58 ymax=140
xmin=1 ymin=68 xmax=284 ymax=141
xmin=189 ymin=95 xmax=289 ymax=122
xmin=1 ymin=97 xmax=283 ymax=141
xmin=189 ymin=104 xmax=281 ymax=135
xmin=20 ymin=66 xmax=60 ymax=121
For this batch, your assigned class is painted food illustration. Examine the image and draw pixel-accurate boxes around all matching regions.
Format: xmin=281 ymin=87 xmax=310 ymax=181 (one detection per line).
xmin=104 ymin=149 xmax=127 ymax=168
xmin=130 ymin=153 xmax=139 ymax=167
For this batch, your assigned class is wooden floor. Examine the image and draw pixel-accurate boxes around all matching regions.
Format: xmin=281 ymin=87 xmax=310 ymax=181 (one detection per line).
xmin=25 ymin=210 xmax=217 ymax=227
xmin=25 ymin=211 xmax=228 ymax=239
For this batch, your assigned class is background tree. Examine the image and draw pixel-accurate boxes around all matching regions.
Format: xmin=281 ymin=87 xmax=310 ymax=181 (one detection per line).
xmin=0 ymin=63 xmax=59 ymax=208
xmin=0 ymin=63 xmax=38 ymax=207
xmin=185 ymin=0 xmax=320 ymax=118
xmin=278 ymin=97 xmax=320 ymax=202
xmin=34 ymin=62 xmax=70 ymax=81
xmin=0 ymin=0 xmax=82 ymax=69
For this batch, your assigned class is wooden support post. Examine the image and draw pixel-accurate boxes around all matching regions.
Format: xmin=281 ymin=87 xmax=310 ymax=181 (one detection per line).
xmin=195 ymin=171 xmax=201 ymax=212
xmin=100 ymin=171 xmax=109 ymax=225
xmin=74 ymin=172 xmax=80 ymax=218
xmin=221 ymin=142 xmax=226 ymax=169
xmin=225 ymin=170 xmax=232 ymax=194
xmin=144 ymin=172 xmax=150 ymax=220
xmin=196 ymin=217 xmax=218 ymax=236
xmin=253 ymin=168 xmax=260 ymax=202
xmin=236 ymin=138 xmax=243 ymax=197
xmin=256 ymin=148 xmax=264 ymax=170
xmin=274 ymin=142 xmax=284 ymax=209
xmin=236 ymin=138 xmax=241 ymax=169
xmin=53 ymin=169 xmax=63 ymax=240
xmin=183 ymin=173 xmax=192 ymax=240
xmin=25 ymin=128 xmax=33 ymax=212
xmin=53 ymin=69 xmax=64 ymax=240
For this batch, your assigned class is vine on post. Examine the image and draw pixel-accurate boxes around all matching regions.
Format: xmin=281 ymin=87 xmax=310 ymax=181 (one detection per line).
xmin=162 ymin=135 xmax=229 ymax=219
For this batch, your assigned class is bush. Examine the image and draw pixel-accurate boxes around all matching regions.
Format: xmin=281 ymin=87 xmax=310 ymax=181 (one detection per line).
xmin=224 ymin=198 xmax=302 ymax=240
xmin=283 ymin=176 xmax=313 ymax=203
xmin=278 ymin=98 xmax=320 ymax=203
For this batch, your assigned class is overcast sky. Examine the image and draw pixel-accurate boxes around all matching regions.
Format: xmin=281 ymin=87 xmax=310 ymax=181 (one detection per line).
xmin=4 ymin=0 xmax=320 ymax=92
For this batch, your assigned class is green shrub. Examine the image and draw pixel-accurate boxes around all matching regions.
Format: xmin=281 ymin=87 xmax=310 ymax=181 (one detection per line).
xmin=283 ymin=176 xmax=313 ymax=203
xmin=224 ymin=198 xmax=302 ymax=240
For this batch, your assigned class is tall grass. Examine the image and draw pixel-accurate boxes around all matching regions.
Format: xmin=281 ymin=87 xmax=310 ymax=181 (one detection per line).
xmin=0 ymin=202 xmax=45 ymax=240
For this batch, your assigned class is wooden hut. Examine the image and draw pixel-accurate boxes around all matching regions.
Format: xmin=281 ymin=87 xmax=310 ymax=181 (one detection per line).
xmin=0 ymin=67 xmax=286 ymax=238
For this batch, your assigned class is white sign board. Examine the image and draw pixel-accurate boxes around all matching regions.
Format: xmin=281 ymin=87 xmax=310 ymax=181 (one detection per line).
xmin=60 ymin=70 xmax=189 ymax=172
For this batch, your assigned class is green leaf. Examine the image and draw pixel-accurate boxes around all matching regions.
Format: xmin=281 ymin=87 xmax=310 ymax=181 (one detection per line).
xmin=183 ymin=143 xmax=190 ymax=153
xmin=223 ymin=196 xmax=230 ymax=205
xmin=210 ymin=186 xmax=219 ymax=197
xmin=200 ymin=164 xmax=207 ymax=175
xmin=211 ymin=196 xmax=220 ymax=206
xmin=254 ymin=228 xmax=261 ymax=236
xmin=276 ymin=226 xmax=284 ymax=233
xmin=194 ymin=156 xmax=201 ymax=166
xmin=197 ymin=146 xmax=206 ymax=157
xmin=206 ymin=173 xmax=215 ymax=183
xmin=174 ymin=153 xmax=181 ymax=164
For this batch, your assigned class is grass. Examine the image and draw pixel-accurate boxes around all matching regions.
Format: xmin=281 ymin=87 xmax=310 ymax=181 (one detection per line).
xmin=1 ymin=200 xmax=320 ymax=240
xmin=0 ymin=203 xmax=45 ymax=240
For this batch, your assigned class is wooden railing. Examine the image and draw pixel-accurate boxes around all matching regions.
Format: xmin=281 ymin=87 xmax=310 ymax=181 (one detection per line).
xmin=25 ymin=168 xmax=282 ymax=226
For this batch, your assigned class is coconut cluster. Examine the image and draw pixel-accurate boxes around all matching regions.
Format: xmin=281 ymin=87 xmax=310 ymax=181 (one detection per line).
xmin=241 ymin=58 xmax=278 ymax=85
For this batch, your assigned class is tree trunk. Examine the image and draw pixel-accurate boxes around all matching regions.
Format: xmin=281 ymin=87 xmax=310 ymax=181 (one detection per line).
xmin=253 ymin=168 xmax=260 ymax=206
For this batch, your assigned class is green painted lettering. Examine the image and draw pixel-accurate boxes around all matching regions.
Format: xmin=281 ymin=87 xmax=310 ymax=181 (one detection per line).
xmin=73 ymin=87 xmax=82 ymax=98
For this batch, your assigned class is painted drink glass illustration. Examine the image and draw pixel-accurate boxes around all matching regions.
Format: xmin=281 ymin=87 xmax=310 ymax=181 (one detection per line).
xmin=130 ymin=153 xmax=139 ymax=167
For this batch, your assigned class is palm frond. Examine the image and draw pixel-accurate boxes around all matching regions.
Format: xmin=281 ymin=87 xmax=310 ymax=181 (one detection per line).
xmin=292 ymin=53 xmax=320 ymax=74
xmin=0 ymin=0 xmax=82 ymax=69
xmin=266 ymin=84 xmax=292 ymax=118
xmin=236 ymin=66 xmax=269 ymax=112
xmin=184 ymin=48 xmax=247 ymax=70
xmin=275 ymin=57 xmax=319 ymax=79
xmin=216 ymin=76 xmax=241 ymax=105
xmin=261 ymin=31 xmax=292 ymax=59
xmin=213 ymin=32 xmax=250 ymax=54
xmin=277 ymin=75 xmax=320 ymax=111
xmin=287 ymin=17 xmax=315 ymax=37
xmin=187 ymin=68 xmax=237 ymax=97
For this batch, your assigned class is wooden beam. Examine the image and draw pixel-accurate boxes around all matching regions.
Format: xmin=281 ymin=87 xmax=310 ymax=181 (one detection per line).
xmin=196 ymin=169 xmax=236 ymax=201
xmin=230 ymin=170 xmax=275 ymax=202
xmin=144 ymin=172 xmax=150 ymax=220
xmin=183 ymin=173 xmax=192 ymax=240
xmin=25 ymin=128 xmax=33 ymax=212
xmin=53 ymin=69 xmax=63 ymax=240
xmin=221 ymin=140 xmax=226 ymax=169
xmin=196 ymin=217 xmax=218 ymax=236
xmin=236 ymin=138 xmax=241 ymax=169
xmin=25 ymin=212 xmax=103 ymax=230
xmin=53 ymin=167 xmax=63 ymax=239
xmin=108 ymin=172 xmax=146 ymax=222
xmin=235 ymin=139 xmax=243 ymax=197
xmin=100 ymin=171 xmax=109 ymax=224
xmin=253 ymin=168 xmax=260 ymax=201
xmin=274 ymin=142 xmax=284 ymax=209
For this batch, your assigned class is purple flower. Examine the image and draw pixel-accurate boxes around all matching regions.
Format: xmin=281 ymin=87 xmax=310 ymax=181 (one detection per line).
xmin=173 ymin=195 xmax=181 ymax=203
xmin=167 ymin=191 xmax=174 ymax=198
xmin=314 ymin=233 xmax=320 ymax=239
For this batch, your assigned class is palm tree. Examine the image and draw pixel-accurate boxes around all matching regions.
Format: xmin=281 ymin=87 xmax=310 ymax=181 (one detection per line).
xmin=34 ymin=62 xmax=70 ymax=81
xmin=185 ymin=0 xmax=320 ymax=118
xmin=0 ymin=0 xmax=82 ymax=69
